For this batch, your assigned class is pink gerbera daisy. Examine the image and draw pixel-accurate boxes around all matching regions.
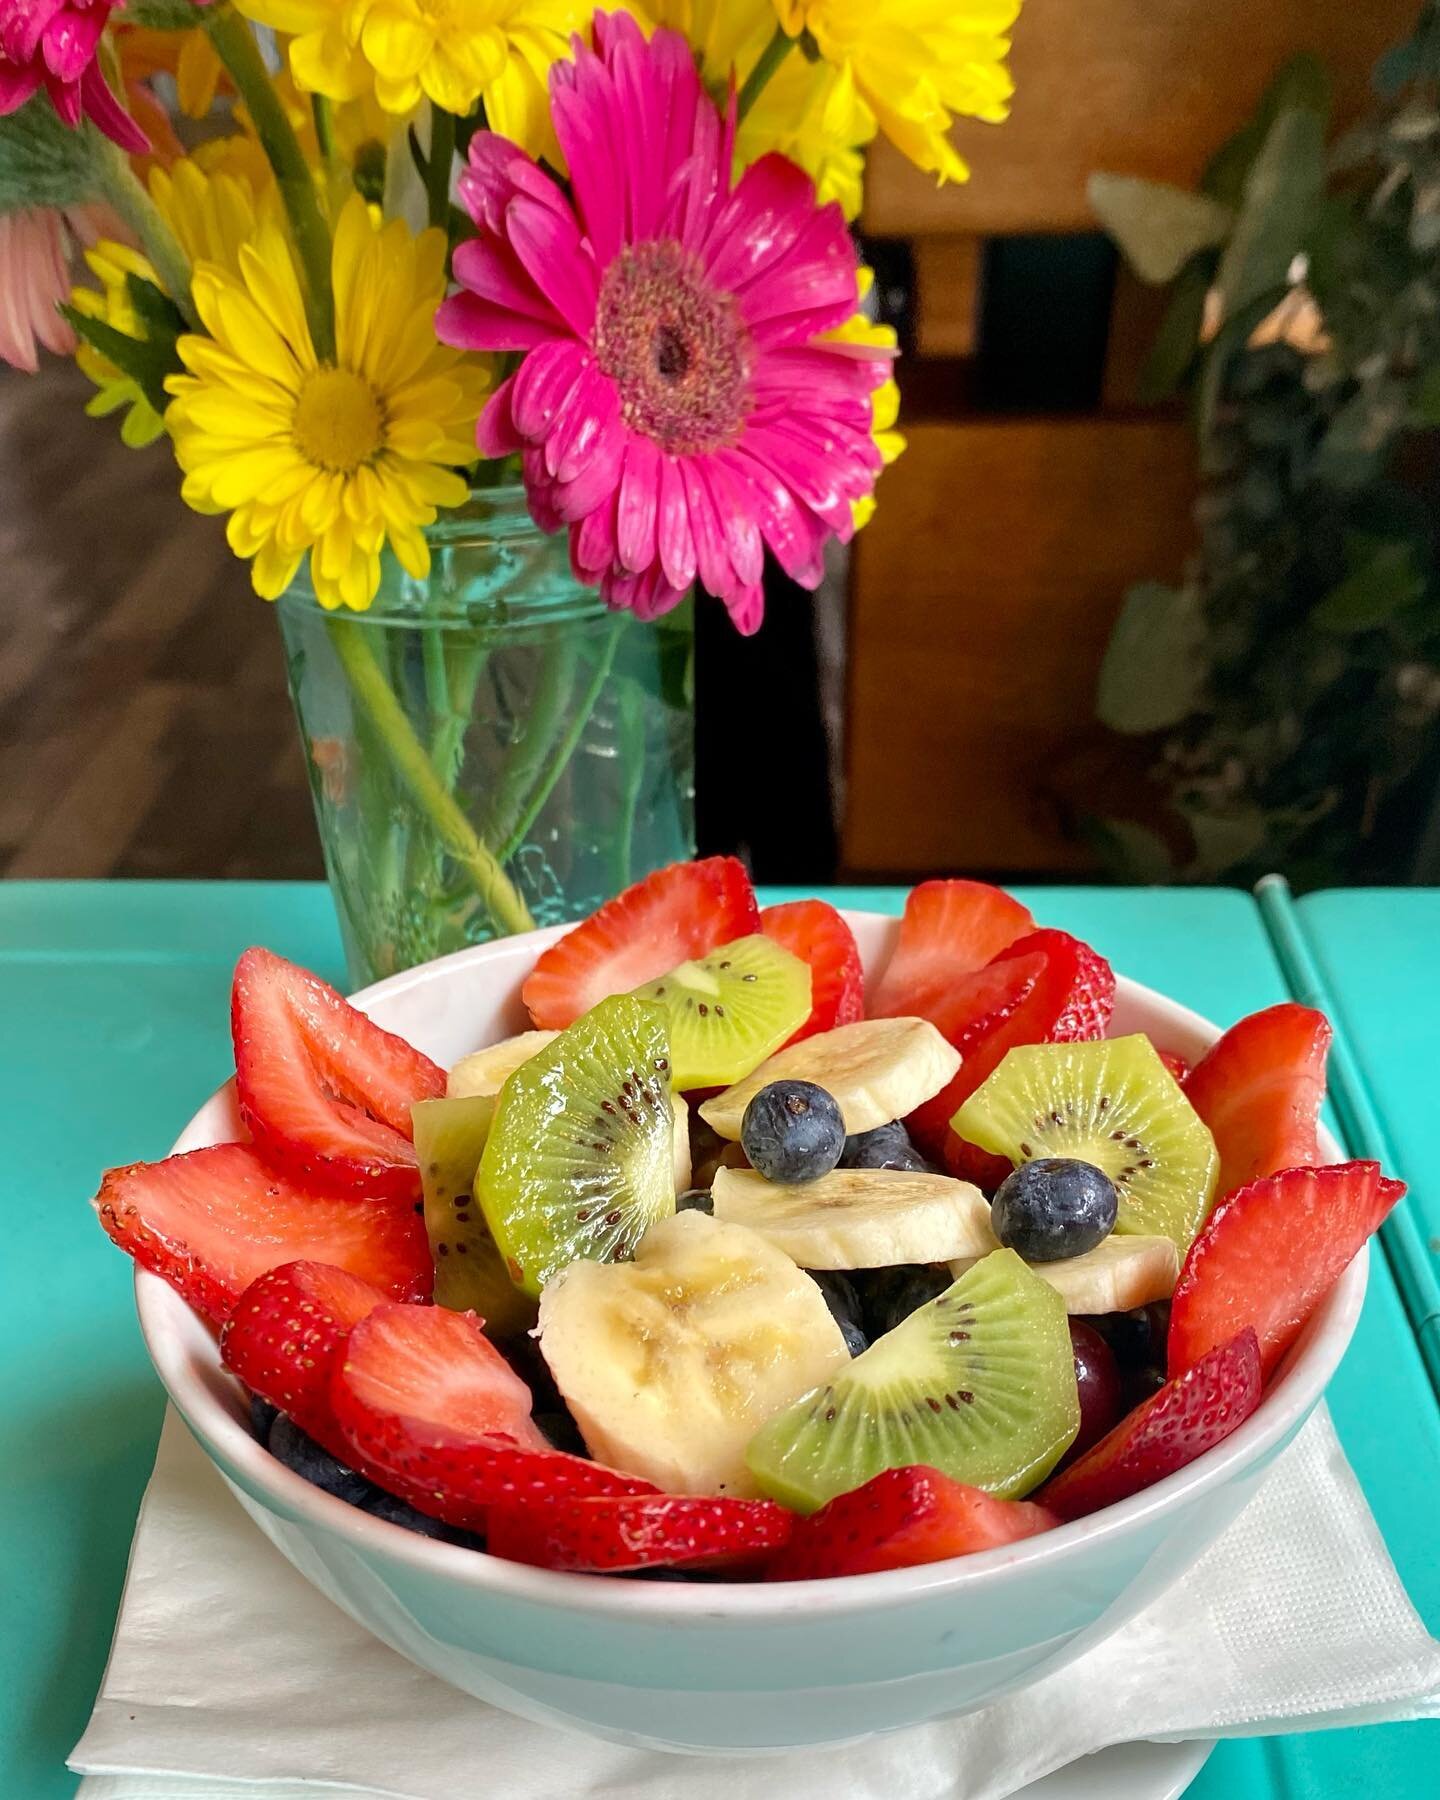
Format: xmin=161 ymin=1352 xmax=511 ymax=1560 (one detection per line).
xmin=0 ymin=0 xmax=149 ymax=153
xmin=436 ymin=11 xmax=891 ymax=635
xmin=0 ymin=202 xmax=110 ymax=371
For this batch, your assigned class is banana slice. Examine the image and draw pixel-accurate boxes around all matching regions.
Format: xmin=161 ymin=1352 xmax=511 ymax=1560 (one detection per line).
xmin=949 ymin=1232 xmax=1179 ymax=1314
xmin=698 ymin=1017 xmax=960 ymax=1141
xmin=447 ymin=1030 xmax=558 ymax=1099
xmin=672 ymin=1092 xmax=692 ymax=1194
xmin=712 ymin=1166 xmax=994 ymax=1270
xmin=537 ymin=1211 xmax=849 ymax=1496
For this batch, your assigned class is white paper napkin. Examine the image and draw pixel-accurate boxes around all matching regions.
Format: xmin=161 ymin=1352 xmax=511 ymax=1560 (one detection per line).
xmin=71 ymin=1406 xmax=1440 ymax=1800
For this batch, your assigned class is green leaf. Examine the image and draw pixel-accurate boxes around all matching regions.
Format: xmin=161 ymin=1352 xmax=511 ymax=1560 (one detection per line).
xmin=60 ymin=305 xmax=181 ymax=414
xmin=1375 ymin=37 xmax=1421 ymax=97
xmin=1195 ymin=287 xmax=1290 ymax=454
xmin=1137 ymin=253 xmax=1215 ymax=402
xmin=1181 ymin=803 xmax=1268 ymax=877
xmin=1088 ymin=174 xmax=1233 ymax=284
xmin=0 ymin=100 xmax=108 ymax=211
xmin=1085 ymin=816 xmax=1175 ymax=883
xmin=1412 ymin=363 xmax=1440 ymax=426
xmin=1212 ymin=106 xmax=1327 ymax=328
xmin=121 ymin=0 xmax=201 ymax=24
xmin=1097 ymin=582 xmax=1207 ymax=734
xmin=125 ymin=272 xmax=186 ymax=345
xmin=1312 ymin=539 xmax=1426 ymax=632
xmin=1203 ymin=54 xmax=1332 ymax=205
xmin=1311 ymin=384 xmax=1406 ymax=490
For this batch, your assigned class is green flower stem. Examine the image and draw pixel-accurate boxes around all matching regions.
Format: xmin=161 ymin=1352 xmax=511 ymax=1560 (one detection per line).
xmin=485 ymin=639 xmax=577 ymax=850
xmin=430 ymin=639 xmax=488 ymax=781
xmin=426 ymin=107 xmax=456 ymax=231
xmin=206 ymin=5 xmax=335 ymax=360
xmin=736 ymin=25 xmax=795 ymax=122
xmin=495 ymin=618 xmax=624 ymax=866
xmin=97 ymin=144 xmax=197 ymax=328
xmin=328 ymin=618 xmax=535 ymax=936
xmin=612 ymin=678 xmax=647 ymax=892
xmin=311 ymin=93 xmax=336 ymax=163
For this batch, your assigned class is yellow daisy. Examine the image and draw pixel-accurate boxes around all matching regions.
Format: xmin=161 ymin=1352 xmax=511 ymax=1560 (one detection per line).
xmin=643 ymin=0 xmax=873 ymax=218
xmin=118 ymin=23 xmax=227 ymax=120
xmin=71 ymin=162 xmax=273 ymax=448
xmin=344 ymin=0 xmax=587 ymax=142
xmin=151 ymin=161 xmax=278 ymax=277
xmin=71 ymin=242 xmax=169 ymax=448
xmin=774 ymin=0 xmax=1021 ymax=185
xmin=165 ymin=196 xmax=491 ymax=611
xmin=739 ymin=50 xmax=872 ymax=220
xmin=233 ymin=1 xmax=376 ymax=102
xmin=823 ymin=271 xmax=904 ymax=530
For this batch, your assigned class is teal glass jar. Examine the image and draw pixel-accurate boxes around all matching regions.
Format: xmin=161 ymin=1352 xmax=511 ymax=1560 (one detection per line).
xmin=275 ymin=486 xmax=695 ymax=986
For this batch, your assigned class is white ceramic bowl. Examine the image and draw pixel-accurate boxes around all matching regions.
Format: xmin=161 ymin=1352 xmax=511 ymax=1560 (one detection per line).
xmin=135 ymin=911 xmax=1362 ymax=1754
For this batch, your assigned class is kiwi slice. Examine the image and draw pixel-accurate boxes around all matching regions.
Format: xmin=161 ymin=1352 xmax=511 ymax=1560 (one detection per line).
xmin=746 ymin=1248 xmax=1079 ymax=1513
xmin=476 ymin=994 xmax=675 ymax=1298
xmin=630 ymin=934 xmax=811 ymax=1089
xmin=952 ymin=1036 xmax=1220 ymax=1255
xmin=412 ymin=1096 xmax=536 ymax=1338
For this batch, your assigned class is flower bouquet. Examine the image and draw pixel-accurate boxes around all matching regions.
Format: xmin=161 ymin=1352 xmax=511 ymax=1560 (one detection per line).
xmin=0 ymin=0 xmax=1016 ymax=977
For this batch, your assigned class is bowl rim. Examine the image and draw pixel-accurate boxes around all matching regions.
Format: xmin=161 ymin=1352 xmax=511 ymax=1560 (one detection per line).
xmin=135 ymin=910 xmax=1366 ymax=1621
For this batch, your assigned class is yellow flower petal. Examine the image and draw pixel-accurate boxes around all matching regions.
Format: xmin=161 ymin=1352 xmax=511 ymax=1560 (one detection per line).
xmin=780 ymin=0 xmax=1017 ymax=186
xmin=165 ymin=184 xmax=488 ymax=610
xmin=251 ymin=538 xmax=305 ymax=601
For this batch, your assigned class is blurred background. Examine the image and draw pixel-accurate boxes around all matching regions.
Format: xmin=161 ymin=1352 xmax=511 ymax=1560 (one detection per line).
xmin=4 ymin=0 xmax=1437 ymax=893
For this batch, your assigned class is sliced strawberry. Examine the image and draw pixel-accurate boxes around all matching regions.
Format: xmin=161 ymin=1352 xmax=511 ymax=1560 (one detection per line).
xmin=93 ymin=1143 xmax=432 ymax=1325
xmin=1042 ymin=1327 xmax=1262 ymax=1520
xmin=760 ymin=899 xmax=864 ymax=1045
xmin=232 ymin=947 xmax=445 ymax=1200
xmin=995 ymin=929 xmax=1117 ymax=1042
xmin=1184 ymin=1003 xmax=1332 ymax=1194
xmin=870 ymin=879 xmax=1035 ymax=1034
xmin=907 ymin=930 xmax=1116 ymax=1158
xmin=1168 ymin=1160 xmax=1405 ymax=1380
xmin=1156 ymin=1047 xmax=1192 ymax=1084
xmin=942 ymin=1133 xmax=1013 ymax=1192
xmin=769 ymin=1467 xmax=1057 ymax=1580
xmin=331 ymin=1303 xmax=655 ymax=1530
xmin=522 ymin=857 xmax=760 ymax=1030
xmin=221 ymin=1261 xmax=389 ymax=1445
xmin=488 ymin=1493 xmax=794 ymax=1574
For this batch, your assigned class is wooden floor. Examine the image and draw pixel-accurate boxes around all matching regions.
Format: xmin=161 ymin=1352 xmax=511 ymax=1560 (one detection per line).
xmin=0 ymin=363 xmax=324 ymax=880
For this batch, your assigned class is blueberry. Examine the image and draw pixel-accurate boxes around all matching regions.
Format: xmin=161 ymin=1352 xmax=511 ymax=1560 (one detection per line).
xmin=359 ymin=1486 xmax=477 ymax=1546
xmin=837 ymin=1315 xmax=868 ymax=1356
xmin=841 ymin=1121 xmax=933 ymax=1173
xmin=864 ymin=1263 xmax=954 ymax=1338
xmin=991 ymin=1159 xmax=1117 ymax=1262
xmin=248 ymin=1391 xmax=279 ymax=1443
xmin=676 ymin=1187 xmax=714 ymax=1214
xmin=1088 ymin=1301 xmax=1169 ymax=1369
xmin=740 ymin=1080 xmax=846 ymax=1184
xmin=807 ymin=1270 xmax=868 ymax=1356
xmin=267 ymin=1414 xmax=373 ymax=1505
xmin=1123 ymin=1362 xmax=1167 ymax=1412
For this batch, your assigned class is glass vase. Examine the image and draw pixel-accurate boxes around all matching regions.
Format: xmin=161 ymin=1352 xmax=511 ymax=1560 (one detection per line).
xmin=275 ymin=486 xmax=695 ymax=988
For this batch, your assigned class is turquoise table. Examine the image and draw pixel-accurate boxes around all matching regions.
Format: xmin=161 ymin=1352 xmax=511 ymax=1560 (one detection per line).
xmin=1268 ymin=887 xmax=1440 ymax=1395
xmin=3 ymin=881 xmax=1436 ymax=1798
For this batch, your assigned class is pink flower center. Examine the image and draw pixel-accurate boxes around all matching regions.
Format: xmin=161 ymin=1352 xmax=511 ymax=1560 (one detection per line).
xmin=594 ymin=240 xmax=751 ymax=456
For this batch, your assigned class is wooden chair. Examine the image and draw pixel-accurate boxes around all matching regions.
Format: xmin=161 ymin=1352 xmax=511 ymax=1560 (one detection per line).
xmin=843 ymin=0 xmax=1417 ymax=878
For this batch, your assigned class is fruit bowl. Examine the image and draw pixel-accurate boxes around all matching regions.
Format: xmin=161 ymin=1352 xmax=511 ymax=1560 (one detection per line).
xmin=132 ymin=910 xmax=1364 ymax=1753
